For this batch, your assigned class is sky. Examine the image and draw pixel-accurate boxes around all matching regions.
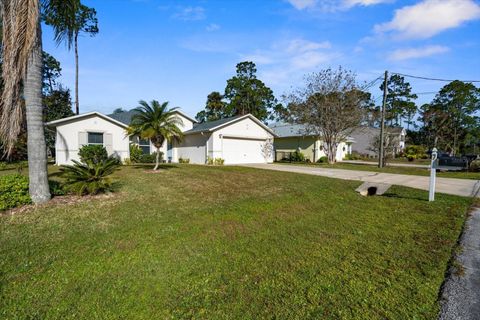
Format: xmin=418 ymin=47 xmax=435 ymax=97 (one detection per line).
xmin=42 ymin=0 xmax=480 ymax=117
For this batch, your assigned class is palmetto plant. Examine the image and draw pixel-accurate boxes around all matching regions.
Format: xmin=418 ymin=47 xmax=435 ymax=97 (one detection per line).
xmin=128 ymin=100 xmax=184 ymax=170
xmin=60 ymin=158 xmax=120 ymax=195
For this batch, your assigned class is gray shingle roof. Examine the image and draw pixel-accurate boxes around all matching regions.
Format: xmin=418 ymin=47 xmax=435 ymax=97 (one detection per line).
xmin=184 ymin=115 xmax=245 ymax=134
xmin=108 ymin=110 xmax=138 ymax=125
xmin=108 ymin=109 xmax=196 ymax=126
xmin=269 ymin=123 xmax=312 ymax=137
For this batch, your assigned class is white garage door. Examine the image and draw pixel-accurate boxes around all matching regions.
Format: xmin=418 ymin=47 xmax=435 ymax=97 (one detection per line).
xmin=222 ymin=137 xmax=267 ymax=164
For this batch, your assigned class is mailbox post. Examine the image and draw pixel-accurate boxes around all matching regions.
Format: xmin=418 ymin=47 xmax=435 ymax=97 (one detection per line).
xmin=429 ymin=148 xmax=438 ymax=202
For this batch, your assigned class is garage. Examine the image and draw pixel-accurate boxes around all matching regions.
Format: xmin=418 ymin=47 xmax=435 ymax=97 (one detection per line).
xmin=177 ymin=114 xmax=276 ymax=164
xmin=221 ymin=136 xmax=268 ymax=164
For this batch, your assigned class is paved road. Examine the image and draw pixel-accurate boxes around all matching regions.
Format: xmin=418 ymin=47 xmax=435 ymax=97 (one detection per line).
xmin=244 ymin=164 xmax=480 ymax=198
xmin=439 ymin=207 xmax=480 ymax=320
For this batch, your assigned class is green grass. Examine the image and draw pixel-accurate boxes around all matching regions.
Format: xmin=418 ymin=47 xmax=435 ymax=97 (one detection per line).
xmin=278 ymin=161 xmax=480 ymax=180
xmin=0 ymin=165 xmax=473 ymax=319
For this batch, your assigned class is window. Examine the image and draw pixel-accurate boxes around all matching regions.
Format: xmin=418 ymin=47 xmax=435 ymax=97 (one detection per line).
xmin=139 ymin=138 xmax=150 ymax=154
xmin=88 ymin=132 xmax=103 ymax=145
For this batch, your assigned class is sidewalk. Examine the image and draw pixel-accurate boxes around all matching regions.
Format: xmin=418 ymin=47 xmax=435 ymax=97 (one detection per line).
xmin=342 ymin=160 xmax=430 ymax=168
xmin=244 ymin=164 xmax=480 ymax=198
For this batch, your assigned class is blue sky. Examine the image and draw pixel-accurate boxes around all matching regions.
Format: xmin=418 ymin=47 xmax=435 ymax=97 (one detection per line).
xmin=42 ymin=0 xmax=480 ymax=117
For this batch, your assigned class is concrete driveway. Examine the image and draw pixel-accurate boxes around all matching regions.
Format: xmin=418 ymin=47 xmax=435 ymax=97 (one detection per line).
xmin=244 ymin=164 xmax=480 ymax=198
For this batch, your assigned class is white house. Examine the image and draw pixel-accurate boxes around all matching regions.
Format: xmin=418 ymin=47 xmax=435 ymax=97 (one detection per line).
xmin=46 ymin=111 xmax=275 ymax=165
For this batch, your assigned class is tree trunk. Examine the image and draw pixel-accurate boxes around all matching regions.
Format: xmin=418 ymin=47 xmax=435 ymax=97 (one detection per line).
xmin=154 ymin=147 xmax=160 ymax=171
xmin=24 ymin=26 xmax=51 ymax=204
xmin=326 ymin=142 xmax=337 ymax=164
xmin=75 ymin=33 xmax=79 ymax=115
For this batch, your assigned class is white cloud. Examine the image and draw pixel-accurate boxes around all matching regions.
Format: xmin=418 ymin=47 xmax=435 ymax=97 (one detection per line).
xmin=286 ymin=0 xmax=317 ymax=10
xmin=375 ymin=0 xmax=480 ymax=39
xmin=206 ymin=23 xmax=220 ymax=32
xmin=172 ymin=6 xmax=206 ymax=21
xmin=286 ymin=0 xmax=391 ymax=11
xmin=242 ymin=38 xmax=338 ymax=85
xmin=343 ymin=0 xmax=392 ymax=8
xmin=388 ymin=45 xmax=449 ymax=61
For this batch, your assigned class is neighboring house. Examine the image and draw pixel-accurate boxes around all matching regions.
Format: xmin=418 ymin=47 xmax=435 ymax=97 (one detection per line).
xmin=350 ymin=126 xmax=406 ymax=158
xmin=269 ymin=123 xmax=354 ymax=162
xmin=47 ymin=111 xmax=275 ymax=165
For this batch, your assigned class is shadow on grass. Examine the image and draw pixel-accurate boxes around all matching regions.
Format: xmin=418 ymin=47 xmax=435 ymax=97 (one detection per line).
xmin=129 ymin=164 xmax=179 ymax=171
xmin=381 ymin=192 xmax=428 ymax=202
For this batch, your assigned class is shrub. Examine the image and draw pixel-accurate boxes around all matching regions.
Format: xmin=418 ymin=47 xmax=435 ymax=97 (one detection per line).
xmin=129 ymin=144 xmax=143 ymax=163
xmin=60 ymin=158 xmax=121 ymax=195
xmin=0 ymin=162 xmax=6 ymax=170
xmin=214 ymin=158 xmax=225 ymax=165
xmin=317 ymin=156 xmax=328 ymax=163
xmin=49 ymin=180 xmax=66 ymax=196
xmin=207 ymin=157 xmax=214 ymax=165
xmin=138 ymin=152 xmax=163 ymax=163
xmin=78 ymin=145 xmax=108 ymax=164
xmin=0 ymin=174 xmax=31 ymax=211
xmin=405 ymin=145 xmax=427 ymax=161
xmin=290 ymin=151 xmax=305 ymax=162
xmin=179 ymin=157 xmax=190 ymax=164
xmin=469 ymin=160 xmax=480 ymax=172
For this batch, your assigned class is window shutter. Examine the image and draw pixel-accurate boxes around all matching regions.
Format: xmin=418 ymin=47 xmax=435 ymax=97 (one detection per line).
xmin=78 ymin=132 xmax=87 ymax=148
xmin=104 ymin=133 xmax=113 ymax=155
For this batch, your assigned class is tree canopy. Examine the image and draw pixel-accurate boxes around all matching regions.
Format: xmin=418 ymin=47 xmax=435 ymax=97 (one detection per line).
xmin=195 ymin=61 xmax=280 ymax=123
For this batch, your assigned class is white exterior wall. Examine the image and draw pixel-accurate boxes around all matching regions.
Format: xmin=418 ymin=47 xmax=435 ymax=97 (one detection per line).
xmin=314 ymin=141 xmax=349 ymax=162
xmin=175 ymin=133 xmax=210 ymax=164
xmin=55 ymin=115 xmax=129 ymax=165
xmin=211 ymin=118 xmax=274 ymax=164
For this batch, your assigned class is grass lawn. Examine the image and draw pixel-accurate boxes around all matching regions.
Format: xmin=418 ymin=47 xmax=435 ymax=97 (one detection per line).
xmin=278 ymin=161 xmax=480 ymax=180
xmin=0 ymin=165 xmax=474 ymax=319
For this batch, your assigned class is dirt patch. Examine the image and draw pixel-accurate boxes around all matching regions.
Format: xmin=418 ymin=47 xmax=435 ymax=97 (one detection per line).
xmin=1 ymin=193 xmax=117 ymax=216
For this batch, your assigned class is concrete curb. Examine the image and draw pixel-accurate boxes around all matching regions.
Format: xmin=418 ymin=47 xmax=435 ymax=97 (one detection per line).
xmin=438 ymin=206 xmax=480 ymax=320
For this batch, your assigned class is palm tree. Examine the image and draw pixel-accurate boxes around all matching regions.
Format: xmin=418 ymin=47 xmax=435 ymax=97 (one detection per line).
xmin=128 ymin=100 xmax=184 ymax=171
xmin=43 ymin=0 xmax=98 ymax=115
xmin=1 ymin=0 xmax=51 ymax=203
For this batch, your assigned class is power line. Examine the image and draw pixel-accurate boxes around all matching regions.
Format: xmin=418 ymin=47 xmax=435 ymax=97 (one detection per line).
xmin=362 ymin=75 xmax=383 ymax=91
xmin=391 ymin=72 xmax=480 ymax=83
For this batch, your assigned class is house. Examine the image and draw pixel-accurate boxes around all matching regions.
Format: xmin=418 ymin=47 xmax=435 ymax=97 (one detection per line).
xmin=350 ymin=126 xmax=406 ymax=158
xmin=46 ymin=110 xmax=275 ymax=165
xmin=269 ymin=123 xmax=354 ymax=162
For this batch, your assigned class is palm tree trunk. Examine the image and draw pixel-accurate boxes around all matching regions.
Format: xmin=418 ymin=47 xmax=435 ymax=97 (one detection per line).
xmin=154 ymin=147 xmax=160 ymax=171
xmin=75 ymin=32 xmax=79 ymax=115
xmin=24 ymin=25 xmax=51 ymax=204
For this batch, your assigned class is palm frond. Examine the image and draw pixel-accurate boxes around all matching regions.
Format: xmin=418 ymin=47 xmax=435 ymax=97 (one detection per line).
xmin=0 ymin=0 xmax=40 ymax=154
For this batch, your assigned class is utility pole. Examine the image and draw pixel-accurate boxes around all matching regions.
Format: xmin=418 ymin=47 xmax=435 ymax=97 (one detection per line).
xmin=379 ymin=70 xmax=388 ymax=168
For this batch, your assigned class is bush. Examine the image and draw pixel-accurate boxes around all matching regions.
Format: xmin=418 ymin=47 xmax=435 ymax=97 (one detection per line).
xmin=60 ymin=158 xmax=121 ymax=195
xmin=78 ymin=145 xmax=108 ymax=164
xmin=138 ymin=152 xmax=163 ymax=163
xmin=469 ymin=160 xmax=480 ymax=172
xmin=405 ymin=145 xmax=427 ymax=161
xmin=49 ymin=180 xmax=66 ymax=196
xmin=317 ymin=156 xmax=328 ymax=163
xmin=0 ymin=174 xmax=31 ymax=211
xmin=179 ymin=157 xmax=190 ymax=164
xmin=129 ymin=144 xmax=143 ymax=163
xmin=206 ymin=157 xmax=225 ymax=165
xmin=290 ymin=151 xmax=305 ymax=162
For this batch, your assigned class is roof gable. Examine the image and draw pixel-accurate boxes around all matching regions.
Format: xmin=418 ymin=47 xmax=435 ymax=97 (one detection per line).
xmin=46 ymin=111 xmax=129 ymax=128
xmin=185 ymin=114 xmax=275 ymax=136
